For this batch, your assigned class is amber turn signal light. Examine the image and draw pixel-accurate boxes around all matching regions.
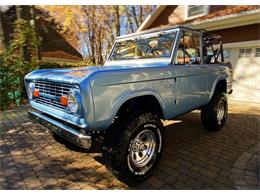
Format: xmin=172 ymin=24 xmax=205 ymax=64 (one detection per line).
xmin=60 ymin=95 xmax=68 ymax=106
xmin=33 ymin=89 xmax=40 ymax=97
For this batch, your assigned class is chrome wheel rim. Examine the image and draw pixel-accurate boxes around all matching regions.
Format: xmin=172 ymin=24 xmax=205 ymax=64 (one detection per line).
xmin=217 ymin=100 xmax=225 ymax=124
xmin=130 ymin=129 xmax=156 ymax=168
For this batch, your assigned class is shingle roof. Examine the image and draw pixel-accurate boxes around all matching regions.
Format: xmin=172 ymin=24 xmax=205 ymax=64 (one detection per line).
xmin=41 ymin=50 xmax=83 ymax=61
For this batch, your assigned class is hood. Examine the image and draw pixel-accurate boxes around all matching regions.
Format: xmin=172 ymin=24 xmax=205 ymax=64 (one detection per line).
xmin=25 ymin=60 xmax=170 ymax=84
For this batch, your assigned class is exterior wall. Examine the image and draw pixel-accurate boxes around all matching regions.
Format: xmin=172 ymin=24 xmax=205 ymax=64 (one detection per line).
xmin=147 ymin=5 xmax=235 ymax=30
xmin=210 ymin=24 xmax=260 ymax=44
xmin=149 ymin=6 xmax=177 ymax=29
xmin=225 ymin=46 xmax=260 ymax=102
xmin=168 ymin=6 xmax=186 ymax=25
xmin=213 ymin=23 xmax=260 ymax=102
xmin=210 ymin=23 xmax=260 ymax=102
xmin=0 ymin=6 xmax=82 ymax=61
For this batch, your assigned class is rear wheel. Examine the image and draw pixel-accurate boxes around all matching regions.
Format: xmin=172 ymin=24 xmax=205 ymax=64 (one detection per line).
xmin=201 ymin=92 xmax=228 ymax=131
xmin=102 ymin=113 xmax=164 ymax=185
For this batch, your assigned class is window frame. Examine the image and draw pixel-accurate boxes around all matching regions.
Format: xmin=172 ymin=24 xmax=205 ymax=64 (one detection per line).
xmin=173 ymin=28 xmax=203 ymax=66
xmin=255 ymin=48 xmax=260 ymax=57
xmin=109 ymin=33 xmax=176 ymax=61
xmin=107 ymin=28 xmax=179 ymax=63
xmin=238 ymin=48 xmax=252 ymax=58
xmin=186 ymin=5 xmax=209 ymax=20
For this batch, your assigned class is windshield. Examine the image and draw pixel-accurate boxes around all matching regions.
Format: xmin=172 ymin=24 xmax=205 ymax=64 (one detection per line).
xmin=109 ymin=31 xmax=177 ymax=61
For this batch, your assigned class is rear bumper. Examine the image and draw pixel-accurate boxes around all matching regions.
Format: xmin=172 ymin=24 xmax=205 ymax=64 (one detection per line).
xmin=28 ymin=109 xmax=92 ymax=149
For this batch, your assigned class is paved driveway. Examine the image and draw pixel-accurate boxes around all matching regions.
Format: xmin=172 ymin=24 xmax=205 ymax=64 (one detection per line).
xmin=0 ymin=101 xmax=259 ymax=189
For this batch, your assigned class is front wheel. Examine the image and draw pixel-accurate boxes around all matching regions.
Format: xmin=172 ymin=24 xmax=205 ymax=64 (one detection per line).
xmin=102 ymin=113 xmax=164 ymax=185
xmin=201 ymin=92 xmax=228 ymax=131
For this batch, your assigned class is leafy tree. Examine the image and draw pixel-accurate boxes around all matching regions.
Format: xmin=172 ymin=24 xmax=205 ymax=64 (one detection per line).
xmin=0 ymin=12 xmax=40 ymax=110
xmin=10 ymin=19 xmax=39 ymax=61
xmin=39 ymin=5 xmax=155 ymax=65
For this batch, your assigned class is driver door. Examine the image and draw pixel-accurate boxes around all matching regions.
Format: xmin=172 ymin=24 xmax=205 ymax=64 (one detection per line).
xmin=173 ymin=29 xmax=208 ymax=113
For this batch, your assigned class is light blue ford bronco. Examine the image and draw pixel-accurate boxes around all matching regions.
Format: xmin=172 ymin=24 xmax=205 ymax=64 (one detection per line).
xmin=25 ymin=26 xmax=233 ymax=184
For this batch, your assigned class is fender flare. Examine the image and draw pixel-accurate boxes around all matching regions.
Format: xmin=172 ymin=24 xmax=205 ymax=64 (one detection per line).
xmin=110 ymin=88 xmax=166 ymax=121
xmin=209 ymin=76 xmax=227 ymax=101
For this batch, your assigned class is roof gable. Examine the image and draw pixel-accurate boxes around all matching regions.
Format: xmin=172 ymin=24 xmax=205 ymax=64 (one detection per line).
xmin=138 ymin=5 xmax=260 ymax=31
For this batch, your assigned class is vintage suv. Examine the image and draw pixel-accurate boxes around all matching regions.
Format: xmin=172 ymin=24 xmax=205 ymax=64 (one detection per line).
xmin=25 ymin=26 xmax=233 ymax=184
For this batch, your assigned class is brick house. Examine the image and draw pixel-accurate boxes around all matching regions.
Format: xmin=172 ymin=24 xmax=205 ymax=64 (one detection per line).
xmin=0 ymin=6 xmax=83 ymax=62
xmin=138 ymin=5 xmax=260 ymax=103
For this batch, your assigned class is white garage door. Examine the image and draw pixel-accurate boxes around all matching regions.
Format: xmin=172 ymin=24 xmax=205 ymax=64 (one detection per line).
xmin=224 ymin=43 xmax=260 ymax=103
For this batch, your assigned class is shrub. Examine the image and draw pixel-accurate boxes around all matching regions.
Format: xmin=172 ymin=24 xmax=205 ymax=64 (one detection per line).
xmin=0 ymin=56 xmax=90 ymax=110
xmin=0 ymin=19 xmax=91 ymax=110
xmin=0 ymin=52 xmax=38 ymax=110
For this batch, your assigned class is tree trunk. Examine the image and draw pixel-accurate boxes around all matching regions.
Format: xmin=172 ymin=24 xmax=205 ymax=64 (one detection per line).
xmin=0 ymin=10 xmax=6 ymax=52
xmin=139 ymin=6 xmax=143 ymax=26
xmin=15 ymin=5 xmax=31 ymax=61
xmin=30 ymin=5 xmax=42 ymax=60
xmin=94 ymin=26 xmax=102 ymax=65
xmin=89 ymin=32 xmax=95 ymax=64
xmin=114 ymin=5 xmax=120 ymax=37
xmin=131 ymin=6 xmax=139 ymax=29
xmin=124 ymin=5 xmax=134 ymax=33
xmin=89 ymin=25 xmax=96 ymax=64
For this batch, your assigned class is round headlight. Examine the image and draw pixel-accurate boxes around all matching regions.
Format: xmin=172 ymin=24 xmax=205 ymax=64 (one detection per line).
xmin=67 ymin=92 xmax=79 ymax=113
xmin=28 ymin=82 xmax=35 ymax=99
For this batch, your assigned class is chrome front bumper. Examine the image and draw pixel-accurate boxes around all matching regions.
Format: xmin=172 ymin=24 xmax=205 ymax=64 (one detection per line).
xmin=28 ymin=109 xmax=92 ymax=149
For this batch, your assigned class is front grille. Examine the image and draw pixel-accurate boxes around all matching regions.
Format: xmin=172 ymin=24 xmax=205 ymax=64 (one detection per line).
xmin=33 ymin=81 xmax=74 ymax=110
